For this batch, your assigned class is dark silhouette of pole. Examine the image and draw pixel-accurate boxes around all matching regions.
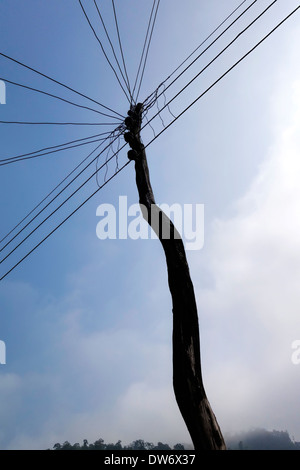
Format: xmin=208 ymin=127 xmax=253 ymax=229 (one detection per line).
xmin=124 ymin=103 xmax=226 ymax=450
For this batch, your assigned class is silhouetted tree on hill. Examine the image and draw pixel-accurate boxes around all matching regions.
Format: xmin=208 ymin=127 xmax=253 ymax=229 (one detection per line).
xmin=52 ymin=438 xmax=185 ymax=450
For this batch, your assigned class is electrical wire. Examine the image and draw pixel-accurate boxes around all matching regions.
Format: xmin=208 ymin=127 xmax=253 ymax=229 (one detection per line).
xmin=141 ymin=5 xmax=300 ymax=159
xmin=0 ymin=131 xmax=112 ymax=165
xmin=93 ymin=0 xmax=132 ymax=101
xmin=164 ymin=0 xmax=249 ymax=84
xmin=142 ymin=0 xmax=277 ymax=131
xmin=0 ymin=0 xmax=275 ymax=237
xmin=1 ymin=0 xmax=249 ymax=165
xmin=111 ymin=0 xmax=132 ymax=102
xmin=1 ymin=4 xmax=299 ymax=280
xmin=135 ymin=0 xmax=160 ymax=102
xmin=0 ymin=52 xmax=124 ymax=118
xmin=135 ymin=0 xmax=252 ymax=114
xmin=1 ymin=0 xmax=243 ymax=246
xmin=0 ymin=120 xmax=119 ymax=125
xmin=0 ymin=76 xmax=122 ymax=120
xmin=143 ymin=0 xmax=258 ymax=112
xmin=132 ymin=0 xmax=157 ymax=100
xmin=0 ymin=1 xmax=282 ymax=252
xmin=0 ymin=136 xmax=109 ymax=167
xmin=0 ymin=160 xmax=131 ymax=282
xmin=0 ymin=132 xmax=118 ymax=245
xmin=0 ymin=127 xmax=124 ymax=254
xmin=0 ymin=135 xmax=124 ymax=264
xmin=78 ymin=0 xmax=131 ymax=103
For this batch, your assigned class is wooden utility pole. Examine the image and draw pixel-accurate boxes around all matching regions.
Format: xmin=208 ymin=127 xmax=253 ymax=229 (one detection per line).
xmin=124 ymin=103 xmax=226 ymax=450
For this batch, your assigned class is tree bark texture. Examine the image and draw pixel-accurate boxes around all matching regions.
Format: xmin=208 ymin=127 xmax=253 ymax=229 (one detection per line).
xmin=124 ymin=103 xmax=226 ymax=450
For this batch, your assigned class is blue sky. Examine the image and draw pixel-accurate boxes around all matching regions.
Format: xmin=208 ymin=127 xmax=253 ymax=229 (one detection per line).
xmin=0 ymin=0 xmax=300 ymax=449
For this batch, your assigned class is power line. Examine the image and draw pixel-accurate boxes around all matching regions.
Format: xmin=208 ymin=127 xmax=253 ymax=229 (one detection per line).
xmin=0 ymin=76 xmax=122 ymax=120
xmin=1 ymin=5 xmax=298 ymax=280
xmin=136 ymin=0 xmax=251 ymax=110
xmin=0 ymin=160 xmax=130 ymax=282
xmin=0 ymin=142 xmax=106 ymax=258
xmin=142 ymin=6 xmax=300 ymax=159
xmin=111 ymin=0 xmax=132 ymax=102
xmin=143 ymin=0 xmax=258 ymax=112
xmin=0 ymin=52 xmax=124 ymax=118
xmin=0 ymin=0 xmax=274 ymax=227
xmin=2 ymin=2 xmax=249 ymax=165
xmin=0 ymin=0 xmax=255 ymax=248
xmin=164 ymin=0 xmax=249 ymax=84
xmin=78 ymin=0 xmax=131 ymax=104
xmin=0 ymin=136 xmax=109 ymax=167
xmin=93 ymin=0 xmax=132 ymax=101
xmin=0 ymin=132 xmax=120 ymax=246
xmin=0 ymin=128 xmax=124 ymax=254
xmin=0 ymin=134 xmax=124 ymax=264
xmin=0 ymin=131 xmax=112 ymax=165
xmin=0 ymin=120 xmax=119 ymax=125
xmin=142 ymin=0 xmax=277 ymax=129
xmin=132 ymin=0 xmax=157 ymax=100
xmin=135 ymin=0 xmax=160 ymax=102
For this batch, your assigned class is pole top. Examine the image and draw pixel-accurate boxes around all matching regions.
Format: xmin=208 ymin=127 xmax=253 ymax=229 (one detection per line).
xmin=124 ymin=103 xmax=144 ymax=161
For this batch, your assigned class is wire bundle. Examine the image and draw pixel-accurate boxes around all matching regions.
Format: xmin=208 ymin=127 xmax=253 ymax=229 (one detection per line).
xmin=0 ymin=0 xmax=299 ymax=280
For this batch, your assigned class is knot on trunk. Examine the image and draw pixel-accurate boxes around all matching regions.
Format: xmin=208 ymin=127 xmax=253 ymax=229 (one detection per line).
xmin=124 ymin=103 xmax=144 ymax=160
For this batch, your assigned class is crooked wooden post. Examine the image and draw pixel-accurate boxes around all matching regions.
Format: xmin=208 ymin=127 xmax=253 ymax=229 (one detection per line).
xmin=124 ymin=103 xmax=226 ymax=450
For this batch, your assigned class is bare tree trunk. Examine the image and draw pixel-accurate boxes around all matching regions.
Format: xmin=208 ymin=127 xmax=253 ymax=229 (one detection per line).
xmin=124 ymin=103 xmax=226 ymax=450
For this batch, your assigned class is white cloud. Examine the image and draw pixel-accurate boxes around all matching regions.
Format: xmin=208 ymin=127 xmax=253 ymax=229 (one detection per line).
xmin=196 ymin=56 xmax=300 ymax=439
xmin=0 ymin=373 xmax=22 ymax=415
xmin=3 ymin=318 xmax=191 ymax=449
xmin=0 ymin=373 xmax=22 ymax=445
xmin=108 ymin=380 xmax=191 ymax=446
xmin=53 ymin=308 xmax=191 ymax=446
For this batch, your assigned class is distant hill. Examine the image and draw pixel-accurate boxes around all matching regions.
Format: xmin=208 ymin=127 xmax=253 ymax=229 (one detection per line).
xmin=51 ymin=428 xmax=300 ymax=450
xmin=225 ymin=428 xmax=300 ymax=450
